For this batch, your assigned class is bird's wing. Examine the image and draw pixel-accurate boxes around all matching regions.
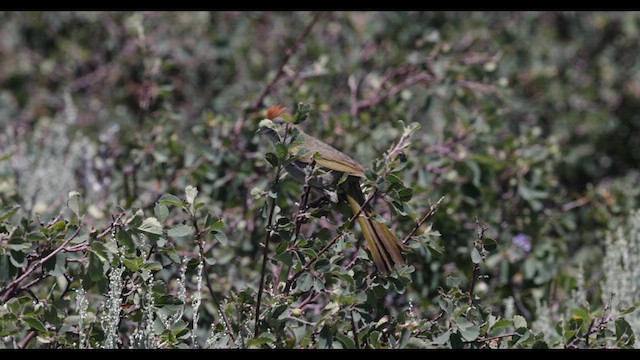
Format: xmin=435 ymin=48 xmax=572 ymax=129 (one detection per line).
xmin=291 ymin=130 xmax=366 ymax=177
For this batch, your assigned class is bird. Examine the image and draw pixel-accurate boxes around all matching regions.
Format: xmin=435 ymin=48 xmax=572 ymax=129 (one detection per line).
xmin=258 ymin=105 xmax=407 ymax=274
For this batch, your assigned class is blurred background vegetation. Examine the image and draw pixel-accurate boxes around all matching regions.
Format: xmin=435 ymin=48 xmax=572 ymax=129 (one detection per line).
xmin=1 ymin=11 xmax=640 ymax=348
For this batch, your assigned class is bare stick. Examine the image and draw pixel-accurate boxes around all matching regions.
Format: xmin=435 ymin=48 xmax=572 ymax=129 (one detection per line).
xmin=0 ymin=225 xmax=82 ymax=303
xmin=283 ymin=188 xmax=379 ymax=295
xmin=402 ymin=196 xmax=445 ymax=244
xmin=350 ymin=309 xmax=360 ymax=349
xmin=250 ymin=12 xmax=323 ymax=111
xmin=192 ymin=212 xmax=237 ymax=343
xmin=468 ymin=217 xmax=487 ymax=305
xmin=254 ymin=124 xmax=293 ymax=337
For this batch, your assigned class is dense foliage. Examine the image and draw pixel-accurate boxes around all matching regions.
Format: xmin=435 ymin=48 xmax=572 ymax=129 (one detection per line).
xmin=0 ymin=11 xmax=639 ymax=349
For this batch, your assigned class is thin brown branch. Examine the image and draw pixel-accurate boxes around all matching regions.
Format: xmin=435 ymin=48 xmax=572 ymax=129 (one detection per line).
xmin=250 ymin=12 xmax=323 ymax=112
xmin=294 ymin=291 xmax=320 ymax=312
xmin=1 ymin=225 xmax=82 ymax=303
xmin=292 ymin=161 xmax=316 ymax=242
xmin=350 ymin=309 xmax=360 ymax=349
xmin=19 ymin=330 xmax=37 ymax=349
xmin=283 ymin=188 xmax=379 ymax=295
xmin=565 ymin=303 xmax=612 ymax=349
xmin=464 ymin=332 xmax=519 ymax=344
xmin=192 ymin=208 xmax=237 ymax=343
xmin=353 ymin=72 xmax=435 ymax=114
xmin=468 ymin=218 xmax=487 ymax=305
xmin=402 ymin=196 xmax=445 ymax=244
xmin=254 ymin=123 xmax=293 ymax=337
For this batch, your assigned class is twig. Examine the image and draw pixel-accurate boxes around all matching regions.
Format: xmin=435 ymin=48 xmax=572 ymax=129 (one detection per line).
xmin=292 ymin=160 xmax=316 ymax=242
xmin=250 ymin=12 xmax=323 ymax=112
xmin=254 ymin=124 xmax=293 ymax=337
xmin=353 ymin=72 xmax=435 ymax=115
xmin=463 ymin=332 xmax=519 ymax=344
xmin=294 ymin=291 xmax=320 ymax=312
xmin=468 ymin=217 xmax=487 ymax=305
xmin=18 ymin=330 xmax=37 ymax=349
xmin=287 ymin=315 xmax=317 ymax=326
xmin=565 ymin=303 xmax=612 ymax=349
xmin=0 ymin=225 xmax=82 ymax=303
xmin=283 ymin=188 xmax=379 ymax=295
xmin=350 ymin=309 xmax=360 ymax=349
xmin=402 ymin=196 xmax=445 ymax=244
xmin=191 ymin=209 xmax=237 ymax=343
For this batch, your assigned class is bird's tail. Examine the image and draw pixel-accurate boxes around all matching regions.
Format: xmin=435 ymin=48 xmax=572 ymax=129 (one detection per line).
xmin=343 ymin=177 xmax=407 ymax=274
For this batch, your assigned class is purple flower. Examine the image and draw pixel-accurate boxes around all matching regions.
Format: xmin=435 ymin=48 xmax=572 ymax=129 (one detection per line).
xmin=512 ymin=233 xmax=532 ymax=253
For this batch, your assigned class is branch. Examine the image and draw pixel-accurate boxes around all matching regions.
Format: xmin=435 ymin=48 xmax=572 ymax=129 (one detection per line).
xmin=283 ymin=188 xmax=379 ymax=295
xmin=250 ymin=12 xmax=323 ymax=112
xmin=18 ymin=330 xmax=37 ymax=349
xmin=468 ymin=217 xmax=487 ymax=305
xmin=463 ymin=332 xmax=519 ymax=344
xmin=353 ymin=72 xmax=435 ymax=115
xmin=350 ymin=309 xmax=360 ymax=349
xmin=565 ymin=303 xmax=612 ymax=349
xmin=402 ymin=196 xmax=445 ymax=244
xmin=292 ymin=160 xmax=316 ymax=242
xmin=0 ymin=224 xmax=82 ymax=303
xmin=192 ymin=209 xmax=237 ymax=343
xmin=254 ymin=123 xmax=293 ymax=337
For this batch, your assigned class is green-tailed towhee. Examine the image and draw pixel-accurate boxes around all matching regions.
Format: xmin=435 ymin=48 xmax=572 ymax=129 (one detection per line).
xmin=258 ymin=105 xmax=407 ymax=274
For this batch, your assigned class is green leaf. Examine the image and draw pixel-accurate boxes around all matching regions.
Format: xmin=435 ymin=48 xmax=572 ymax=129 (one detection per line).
xmin=138 ymin=217 xmax=164 ymax=235
xmin=185 ymin=185 xmax=198 ymax=206
xmin=450 ymin=332 xmax=464 ymax=349
xmin=459 ymin=325 xmax=480 ymax=342
xmin=124 ymin=257 xmax=143 ymax=271
xmin=471 ymin=248 xmax=483 ymax=264
xmin=27 ymin=231 xmax=46 ymax=242
xmin=44 ymin=252 xmax=66 ymax=276
xmin=23 ymin=316 xmax=47 ymax=332
xmin=483 ymin=238 xmax=498 ymax=252
xmin=292 ymin=102 xmax=311 ymax=124
xmin=67 ymin=191 xmax=81 ymax=217
xmin=318 ymin=324 xmax=333 ymax=349
xmin=532 ymin=340 xmax=549 ymax=349
xmin=247 ymin=332 xmax=276 ymax=347
xmin=369 ymin=330 xmax=382 ymax=348
xmin=159 ymin=194 xmax=185 ymax=208
xmin=490 ymin=318 xmax=512 ymax=332
xmin=620 ymin=306 xmax=637 ymax=316
xmin=296 ymin=272 xmax=313 ymax=292
xmin=206 ymin=214 xmax=224 ymax=230
xmin=433 ymin=329 xmax=450 ymax=345
xmin=276 ymin=252 xmax=293 ymax=267
xmin=142 ymin=261 xmax=163 ymax=271
xmin=9 ymin=250 xmax=26 ymax=267
xmin=154 ymin=203 xmax=169 ymax=223
xmin=513 ymin=315 xmax=527 ymax=331
xmin=265 ymin=152 xmax=278 ymax=167
xmin=397 ymin=187 xmax=414 ymax=202
xmin=0 ymin=205 xmax=20 ymax=221
xmin=335 ymin=332 xmax=355 ymax=349
xmin=213 ymin=231 xmax=228 ymax=245
xmin=167 ymin=224 xmax=194 ymax=238
xmin=615 ymin=318 xmax=634 ymax=341
xmin=405 ymin=337 xmax=430 ymax=349
xmin=399 ymin=328 xmax=412 ymax=348
xmin=116 ymin=229 xmax=135 ymax=250
xmin=446 ymin=276 xmax=462 ymax=288
xmin=572 ymin=307 xmax=591 ymax=322
xmin=275 ymin=143 xmax=288 ymax=160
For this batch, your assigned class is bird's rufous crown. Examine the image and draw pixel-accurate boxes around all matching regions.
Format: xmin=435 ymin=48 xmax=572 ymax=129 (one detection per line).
xmin=266 ymin=105 xmax=287 ymax=120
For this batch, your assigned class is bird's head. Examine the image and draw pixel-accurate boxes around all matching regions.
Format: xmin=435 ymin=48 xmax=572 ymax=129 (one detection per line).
xmin=257 ymin=105 xmax=289 ymax=142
